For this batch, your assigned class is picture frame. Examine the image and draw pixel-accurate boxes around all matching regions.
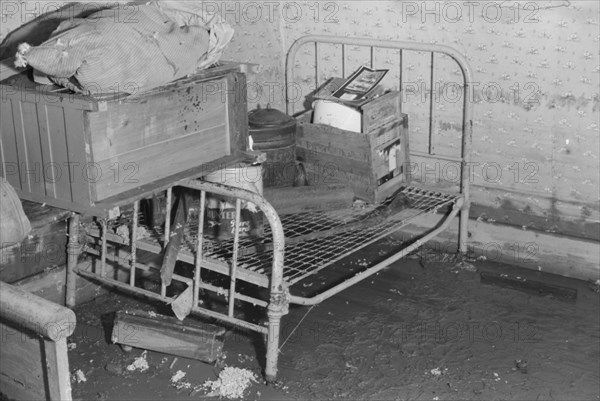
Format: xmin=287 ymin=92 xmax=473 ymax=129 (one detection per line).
xmin=331 ymin=66 xmax=389 ymax=102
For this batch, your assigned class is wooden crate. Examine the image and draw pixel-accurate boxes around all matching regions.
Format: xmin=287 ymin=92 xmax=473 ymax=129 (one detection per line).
xmin=0 ymin=201 xmax=70 ymax=283
xmin=0 ymin=64 xmax=248 ymax=214
xmin=296 ymin=91 xmax=410 ymax=203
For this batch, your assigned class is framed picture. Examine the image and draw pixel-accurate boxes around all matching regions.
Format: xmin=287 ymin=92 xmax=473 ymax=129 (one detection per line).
xmin=331 ymin=66 xmax=389 ymax=101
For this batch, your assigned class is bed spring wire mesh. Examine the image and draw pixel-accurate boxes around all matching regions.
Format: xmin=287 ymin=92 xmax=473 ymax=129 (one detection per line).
xmin=101 ymin=186 xmax=459 ymax=288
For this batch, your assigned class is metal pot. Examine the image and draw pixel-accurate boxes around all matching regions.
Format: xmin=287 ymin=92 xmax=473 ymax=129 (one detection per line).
xmin=248 ymin=104 xmax=296 ymax=148
xmin=248 ymin=104 xmax=297 ymax=187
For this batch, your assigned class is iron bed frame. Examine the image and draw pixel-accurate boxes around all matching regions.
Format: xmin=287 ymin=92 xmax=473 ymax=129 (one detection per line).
xmin=65 ymin=35 xmax=474 ymax=382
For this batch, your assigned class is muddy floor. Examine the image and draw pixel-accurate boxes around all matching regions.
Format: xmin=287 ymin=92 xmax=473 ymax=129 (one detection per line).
xmin=66 ymin=246 xmax=600 ymax=401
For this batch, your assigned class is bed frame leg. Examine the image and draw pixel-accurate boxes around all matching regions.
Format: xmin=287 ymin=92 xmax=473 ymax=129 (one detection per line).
xmin=265 ymin=312 xmax=281 ymax=383
xmin=66 ymin=213 xmax=81 ymax=308
xmin=265 ymin=291 xmax=289 ymax=382
xmin=458 ymin=202 xmax=469 ymax=255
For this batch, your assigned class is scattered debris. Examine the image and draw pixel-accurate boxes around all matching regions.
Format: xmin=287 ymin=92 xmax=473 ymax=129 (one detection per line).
xmin=345 ymin=362 xmax=358 ymax=371
xmin=430 ymin=367 xmax=442 ymax=376
xmin=174 ymin=381 xmax=192 ymax=391
xmin=126 ymin=350 xmax=149 ymax=372
xmin=115 ymin=224 xmax=152 ymax=244
xmin=115 ymin=225 xmax=130 ymax=243
xmin=588 ymin=279 xmax=600 ymax=293
xmin=67 ymin=342 xmax=77 ymax=350
xmin=202 ymin=366 xmax=258 ymax=399
xmin=171 ymin=370 xmax=186 ymax=383
xmin=352 ymin=199 xmax=368 ymax=209
xmin=72 ymin=369 xmax=87 ymax=383
xmin=493 ymin=372 xmax=501 ymax=381
xmin=171 ymin=285 xmax=194 ymax=320
xmin=454 ymin=260 xmax=477 ymax=272
xmin=514 ymin=359 xmax=528 ymax=373
xmin=237 ymin=354 xmax=254 ymax=364
xmin=170 ymin=369 xmax=193 ymax=390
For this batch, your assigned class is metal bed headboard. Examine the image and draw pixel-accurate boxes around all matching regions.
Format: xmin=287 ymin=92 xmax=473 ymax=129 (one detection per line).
xmin=285 ymin=35 xmax=474 ymax=254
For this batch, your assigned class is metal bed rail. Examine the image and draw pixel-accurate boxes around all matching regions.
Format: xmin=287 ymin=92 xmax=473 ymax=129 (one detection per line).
xmin=285 ymin=35 xmax=474 ymax=255
xmin=67 ymin=179 xmax=288 ymax=381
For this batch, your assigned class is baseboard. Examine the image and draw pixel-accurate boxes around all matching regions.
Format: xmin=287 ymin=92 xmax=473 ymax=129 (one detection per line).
xmin=397 ymin=213 xmax=600 ymax=282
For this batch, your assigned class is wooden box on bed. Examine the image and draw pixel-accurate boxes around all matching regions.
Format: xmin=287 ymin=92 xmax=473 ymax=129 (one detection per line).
xmin=0 ymin=63 xmax=248 ymax=214
xmin=296 ymin=90 xmax=411 ymax=204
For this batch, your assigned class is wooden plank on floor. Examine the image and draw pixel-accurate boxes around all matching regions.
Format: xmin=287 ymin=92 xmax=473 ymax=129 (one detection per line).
xmin=111 ymin=309 xmax=225 ymax=363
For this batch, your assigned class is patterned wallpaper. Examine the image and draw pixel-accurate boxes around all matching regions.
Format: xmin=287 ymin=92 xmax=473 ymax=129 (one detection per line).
xmin=220 ymin=0 xmax=599 ymax=240
xmin=1 ymin=1 xmax=598 ymax=240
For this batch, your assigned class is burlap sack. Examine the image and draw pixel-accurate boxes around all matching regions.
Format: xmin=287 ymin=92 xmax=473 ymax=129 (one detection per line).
xmin=14 ymin=2 xmax=232 ymax=96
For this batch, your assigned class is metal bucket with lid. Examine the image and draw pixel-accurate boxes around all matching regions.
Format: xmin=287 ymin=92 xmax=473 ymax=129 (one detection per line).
xmin=248 ymin=104 xmax=297 ymax=187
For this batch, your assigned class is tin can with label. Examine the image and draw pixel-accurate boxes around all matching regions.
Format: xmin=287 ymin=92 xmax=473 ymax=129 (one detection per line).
xmin=203 ymin=165 xmax=264 ymax=240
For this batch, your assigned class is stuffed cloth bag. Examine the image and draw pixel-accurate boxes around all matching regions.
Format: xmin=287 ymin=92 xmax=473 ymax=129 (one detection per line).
xmin=14 ymin=2 xmax=233 ymax=96
xmin=0 ymin=178 xmax=32 ymax=246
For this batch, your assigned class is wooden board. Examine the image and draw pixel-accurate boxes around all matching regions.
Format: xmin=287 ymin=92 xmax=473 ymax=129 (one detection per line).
xmin=263 ymin=184 xmax=355 ymax=214
xmin=111 ymin=310 xmax=225 ymax=363
xmin=0 ymin=100 xmax=21 ymax=189
xmin=0 ymin=282 xmax=74 ymax=401
xmin=0 ymin=320 xmax=47 ymax=401
xmin=88 ymin=78 xmax=229 ymax=161
xmin=43 ymin=338 xmax=72 ymax=401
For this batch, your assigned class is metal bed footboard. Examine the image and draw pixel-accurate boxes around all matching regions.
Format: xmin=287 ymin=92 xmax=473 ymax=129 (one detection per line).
xmin=69 ymin=179 xmax=287 ymax=381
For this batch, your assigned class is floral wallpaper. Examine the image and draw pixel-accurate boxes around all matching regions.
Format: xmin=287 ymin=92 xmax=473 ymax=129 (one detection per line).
xmin=220 ymin=0 xmax=599 ymax=241
xmin=1 ymin=0 xmax=598 ymax=241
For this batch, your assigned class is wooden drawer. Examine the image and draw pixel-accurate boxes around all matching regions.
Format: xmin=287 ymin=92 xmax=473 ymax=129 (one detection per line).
xmin=0 ymin=64 xmax=248 ymax=213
